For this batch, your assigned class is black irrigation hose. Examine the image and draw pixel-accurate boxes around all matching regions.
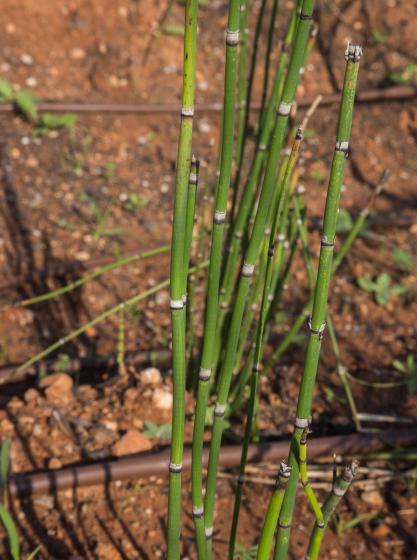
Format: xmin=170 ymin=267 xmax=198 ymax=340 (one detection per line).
xmin=0 ymin=86 xmax=415 ymax=115
xmin=9 ymin=429 xmax=417 ymax=498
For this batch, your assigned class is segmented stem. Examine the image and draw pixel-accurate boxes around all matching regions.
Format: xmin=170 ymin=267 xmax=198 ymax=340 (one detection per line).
xmin=306 ymin=461 xmax=358 ymax=559
xmin=228 ymin=130 xmax=303 ymax=558
xmin=274 ymin=43 xmax=362 ymax=560
xmin=191 ymin=0 xmax=241 ymax=556
xmin=204 ymin=4 xmax=314 ymax=547
xmin=168 ymin=0 xmax=199 ymax=556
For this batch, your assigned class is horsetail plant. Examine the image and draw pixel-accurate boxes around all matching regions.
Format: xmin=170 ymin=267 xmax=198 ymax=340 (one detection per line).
xmin=168 ymin=0 xmax=199 ymax=555
xmin=191 ymin=0 xmax=241 ymax=555
xmin=306 ymin=461 xmax=358 ymax=559
xmin=274 ymin=43 xmax=363 ymax=559
xmin=219 ymin=0 xmax=301 ymax=328
xmin=228 ymin=129 xmax=303 ymax=560
xmin=263 ymin=164 xmax=386 ymax=381
xmin=204 ymin=3 xmax=315 ymax=553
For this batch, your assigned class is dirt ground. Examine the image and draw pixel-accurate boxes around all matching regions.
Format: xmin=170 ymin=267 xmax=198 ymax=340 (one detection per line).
xmin=0 ymin=0 xmax=416 ymax=558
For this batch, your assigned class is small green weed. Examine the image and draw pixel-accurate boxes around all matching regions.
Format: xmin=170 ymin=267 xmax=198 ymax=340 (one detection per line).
xmin=393 ymin=354 xmax=417 ymax=394
xmin=233 ymin=543 xmax=258 ymax=559
xmin=332 ymin=511 xmax=380 ymax=536
xmin=389 ymin=63 xmax=417 ymax=85
xmin=357 ymin=272 xmax=406 ymax=306
xmin=143 ymin=420 xmax=172 ymax=439
xmin=371 ymin=28 xmax=392 ymax=44
xmin=0 ymin=77 xmax=77 ymax=134
xmin=123 ymin=194 xmax=148 ymax=213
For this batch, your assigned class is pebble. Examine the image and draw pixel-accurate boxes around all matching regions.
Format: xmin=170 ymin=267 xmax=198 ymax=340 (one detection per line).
xmin=20 ymin=53 xmax=33 ymax=65
xmin=152 ymin=388 xmax=173 ymax=411
xmin=75 ymin=251 xmax=91 ymax=261
xmin=361 ymin=489 xmax=384 ymax=508
xmin=70 ymin=47 xmax=86 ymax=60
xmin=139 ymin=367 xmax=162 ymax=386
xmin=409 ymin=223 xmax=417 ymax=236
xmin=10 ymin=147 xmax=20 ymax=159
xmin=25 ymin=76 xmax=37 ymax=88
xmin=39 ymin=373 xmax=74 ymax=407
xmin=112 ymin=430 xmax=152 ymax=456
xmin=48 ymin=457 xmax=63 ymax=469
xmin=24 ymin=388 xmax=39 ymax=403
xmin=372 ymin=523 xmax=390 ymax=538
xmin=26 ymin=156 xmax=39 ymax=168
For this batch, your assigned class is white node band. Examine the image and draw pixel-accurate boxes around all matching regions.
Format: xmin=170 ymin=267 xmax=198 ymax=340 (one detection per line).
xmin=181 ymin=106 xmax=194 ymax=117
xmin=332 ymin=485 xmax=347 ymax=497
xmin=278 ymin=101 xmax=292 ymax=116
xmin=226 ymin=29 xmax=240 ymax=46
xmin=214 ymin=403 xmax=226 ymax=417
xmin=205 ymin=527 xmax=213 ymax=538
xmin=241 ymin=262 xmax=255 ymax=277
xmin=169 ymin=462 xmax=182 ymax=473
xmin=214 ymin=210 xmax=226 ymax=224
xmin=295 ymin=417 xmax=310 ymax=428
xmin=199 ymin=367 xmax=211 ymax=381
xmin=335 ymin=140 xmax=349 ymax=152
xmin=189 ymin=172 xmax=198 ymax=184
xmin=192 ymin=505 xmax=204 ymax=517
xmin=170 ymin=299 xmax=184 ymax=310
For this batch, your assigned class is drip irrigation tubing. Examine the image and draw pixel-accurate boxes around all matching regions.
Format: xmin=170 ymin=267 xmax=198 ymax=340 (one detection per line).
xmin=9 ymin=429 xmax=417 ymax=497
xmin=0 ymin=86 xmax=415 ymax=115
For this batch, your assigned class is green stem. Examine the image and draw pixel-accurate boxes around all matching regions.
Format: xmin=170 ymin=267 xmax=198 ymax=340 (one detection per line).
xmin=274 ymin=42 xmax=362 ymax=560
xmin=117 ymin=307 xmax=126 ymax=377
xmin=235 ymin=0 xmax=250 ymax=171
xmin=228 ymin=131 xmax=302 ymax=558
xmin=205 ymin=8 xmax=312 ymax=529
xmin=306 ymin=462 xmax=358 ymax=559
xmin=259 ymin=0 xmax=280 ymax=131
xmin=257 ymin=462 xmax=292 ymax=560
xmin=191 ymin=0 xmax=241 ymax=556
xmin=19 ymin=245 xmax=170 ymax=307
xmin=219 ymin=1 xmax=300 ymax=333
xmin=168 ymin=0 xmax=199 ymax=555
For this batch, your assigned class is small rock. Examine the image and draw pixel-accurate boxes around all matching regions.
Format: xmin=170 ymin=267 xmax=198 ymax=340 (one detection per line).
xmin=75 ymin=251 xmax=91 ymax=261
xmin=48 ymin=457 xmax=62 ymax=469
xmin=409 ymin=223 xmax=417 ymax=236
xmin=70 ymin=47 xmax=86 ymax=60
xmin=361 ymin=489 xmax=384 ymax=508
xmin=103 ymin=420 xmax=118 ymax=432
xmin=39 ymin=373 xmax=74 ymax=407
xmin=124 ymin=387 xmax=139 ymax=402
xmin=93 ymin=427 xmax=118 ymax=447
xmin=139 ymin=367 xmax=162 ymax=386
xmin=152 ymin=388 xmax=173 ymax=411
xmin=34 ymin=495 xmax=54 ymax=510
xmin=10 ymin=147 xmax=20 ymax=159
xmin=20 ymin=53 xmax=33 ymax=65
xmin=24 ymin=388 xmax=39 ymax=403
xmin=112 ymin=430 xmax=152 ymax=456
xmin=26 ymin=156 xmax=38 ymax=168
xmin=372 ymin=523 xmax=390 ymax=538
xmin=25 ymin=76 xmax=37 ymax=88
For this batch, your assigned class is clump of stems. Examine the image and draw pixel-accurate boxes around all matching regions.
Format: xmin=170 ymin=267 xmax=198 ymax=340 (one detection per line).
xmin=274 ymin=43 xmax=363 ymax=559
